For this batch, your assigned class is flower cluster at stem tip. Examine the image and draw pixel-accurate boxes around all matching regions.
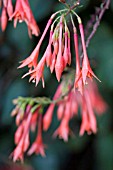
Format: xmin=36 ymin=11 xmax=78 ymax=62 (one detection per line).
xmin=18 ymin=1 xmax=101 ymax=92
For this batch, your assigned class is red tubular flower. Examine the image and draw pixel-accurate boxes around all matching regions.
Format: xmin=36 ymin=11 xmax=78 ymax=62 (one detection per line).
xmin=46 ymin=30 xmax=53 ymax=67
xmin=57 ymin=102 xmax=65 ymax=120
xmin=30 ymin=109 xmax=39 ymax=132
xmin=80 ymin=89 xmax=97 ymax=136
xmin=75 ymin=22 xmax=100 ymax=86
xmin=67 ymin=32 xmax=71 ymax=65
xmin=15 ymin=122 xmax=24 ymax=145
xmin=50 ymin=51 xmax=56 ymax=73
xmin=43 ymin=104 xmax=55 ymax=131
xmin=21 ymin=0 xmax=40 ymax=36
xmin=53 ymin=99 xmax=72 ymax=142
xmin=11 ymin=111 xmax=32 ymax=162
xmin=53 ymin=39 xmax=59 ymax=56
xmin=63 ymin=31 xmax=69 ymax=68
xmin=49 ymin=34 xmax=59 ymax=73
xmin=9 ymin=0 xmax=25 ymax=27
xmin=85 ymin=90 xmax=97 ymax=134
xmin=53 ymin=118 xmax=70 ymax=142
xmin=87 ymin=80 xmax=107 ymax=114
xmin=18 ymin=17 xmax=53 ymax=71
xmin=9 ymin=0 xmax=40 ymax=36
xmin=28 ymin=114 xmax=46 ymax=157
xmin=55 ymin=16 xmax=64 ymax=82
xmin=22 ymin=53 xmax=46 ymax=87
xmin=7 ymin=0 xmax=13 ymax=17
xmin=16 ymin=109 xmax=24 ymax=126
xmin=70 ymin=91 xmax=78 ymax=117
xmin=43 ymin=84 xmax=62 ymax=131
xmin=1 ymin=7 xmax=8 ymax=31
xmin=73 ymin=27 xmax=84 ymax=94
xmin=11 ymin=137 xmax=24 ymax=162
xmin=54 ymin=93 xmax=73 ymax=141
xmin=79 ymin=99 xmax=91 ymax=136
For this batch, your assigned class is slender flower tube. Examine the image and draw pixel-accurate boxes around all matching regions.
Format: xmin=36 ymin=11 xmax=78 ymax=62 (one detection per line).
xmin=53 ymin=100 xmax=71 ymax=142
xmin=73 ymin=26 xmax=83 ymax=94
xmin=63 ymin=26 xmax=69 ymax=67
xmin=67 ymin=32 xmax=71 ymax=65
xmin=7 ymin=0 xmax=13 ymax=17
xmin=43 ymin=84 xmax=62 ymax=131
xmin=18 ymin=17 xmax=53 ymax=70
xmin=28 ymin=114 xmax=46 ymax=157
xmin=9 ymin=0 xmax=40 ymax=36
xmin=46 ymin=30 xmax=53 ymax=67
xmin=78 ymin=22 xmax=101 ymax=85
xmin=55 ymin=16 xmax=64 ymax=82
xmin=57 ymin=102 xmax=65 ymax=120
xmin=1 ymin=7 xmax=8 ymax=31
xmin=11 ymin=111 xmax=32 ymax=162
xmin=22 ymin=53 xmax=46 ymax=87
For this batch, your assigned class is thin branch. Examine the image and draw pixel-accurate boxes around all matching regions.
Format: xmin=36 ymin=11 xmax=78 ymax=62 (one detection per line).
xmin=86 ymin=0 xmax=111 ymax=48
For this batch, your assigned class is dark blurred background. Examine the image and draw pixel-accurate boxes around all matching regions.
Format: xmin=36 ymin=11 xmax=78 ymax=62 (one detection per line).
xmin=0 ymin=0 xmax=113 ymax=170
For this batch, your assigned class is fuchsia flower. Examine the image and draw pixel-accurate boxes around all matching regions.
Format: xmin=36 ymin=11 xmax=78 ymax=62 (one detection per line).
xmin=0 ymin=0 xmax=13 ymax=31
xmin=73 ymin=26 xmax=84 ymax=94
xmin=55 ymin=16 xmax=64 ymax=82
xmin=19 ymin=15 xmax=72 ymax=86
xmin=0 ymin=0 xmax=39 ymax=35
xmin=75 ymin=22 xmax=101 ymax=86
xmin=28 ymin=114 xmax=46 ymax=157
xmin=11 ymin=104 xmax=43 ymax=162
xmin=9 ymin=0 xmax=40 ymax=36
xmin=86 ymin=80 xmax=107 ymax=114
xmin=46 ymin=30 xmax=53 ymax=67
xmin=53 ymin=117 xmax=71 ymax=142
xmin=22 ymin=54 xmax=46 ymax=87
xmin=11 ymin=111 xmax=32 ymax=162
xmin=48 ymin=79 xmax=107 ymax=141
xmin=63 ymin=31 xmax=69 ymax=68
xmin=67 ymin=32 xmax=71 ymax=65
xmin=18 ymin=14 xmax=56 ymax=69
xmin=18 ymin=13 xmax=100 ymax=90
xmin=55 ymin=99 xmax=72 ymax=141
xmin=1 ymin=7 xmax=8 ymax=31
xmin=11 ymin=79 xmax=107 ymax=161
xmin=7 ymin=0 xmax=13 ymax=17
xmin=79 ymin=92 xmax=97 ymax=136
xmin=43 ymin=84 xmax=62 ymax=131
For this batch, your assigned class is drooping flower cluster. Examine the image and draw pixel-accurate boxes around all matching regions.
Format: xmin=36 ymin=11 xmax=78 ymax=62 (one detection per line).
xmin=19 ymin=14 xmax=71 ymax=87
xmin=11 ymin=78 xmax=107 ymax=161
xmin=11 ymin=102 xmax=45 ymax=162
xmin=43 ymin=79 xmax=107 ymax=141
xmin=18 ymin=10 xmax=101 ymax=93
xmin=0 ymin=0 xmax=39 ymax=36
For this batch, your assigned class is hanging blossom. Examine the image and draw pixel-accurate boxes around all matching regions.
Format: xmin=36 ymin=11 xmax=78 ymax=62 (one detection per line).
xmin=10 ymin=76 xmax=107 ymax=161
xmin=10 ymin=103 xmax=45 ymax=162
xmin=18 ymin=13 xmax=70 ymax=87
xmin=0 ymin=0 xmax=39 ymax=36
xmin=74 ymin=15 xmax=101 ymax=87
xmin=0 ymin=0 xmax=13 ymax=31
xmin=43 ymin=79 xmax=107 ymax=141
xmin=18 ymin=9 xmax=101 ymax=94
